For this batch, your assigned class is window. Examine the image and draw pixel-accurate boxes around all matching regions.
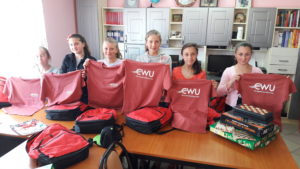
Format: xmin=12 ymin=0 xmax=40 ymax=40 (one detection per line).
xmin=0 ymin=1 xmax=47 ymax=77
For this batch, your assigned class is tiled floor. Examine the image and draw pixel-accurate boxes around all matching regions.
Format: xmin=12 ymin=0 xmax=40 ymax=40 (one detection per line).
xmin=281 ymin=117 xmax=300 ymax=168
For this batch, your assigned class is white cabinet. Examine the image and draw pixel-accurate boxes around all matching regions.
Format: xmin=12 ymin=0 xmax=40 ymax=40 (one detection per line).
xmin=124 ymin=8 xmax=146 ymax=44
xmin=124 ymin=44 xmax=145 ymax=60
xmin=266 ymin=48 xmax=299 ymax=74
xmin=206 ymin=8 xmax=234 ymax=46
xmin=182 ymin=8 xmax=208 ymax=46
xmin=147 ymin=8 xmax=170 ymax=46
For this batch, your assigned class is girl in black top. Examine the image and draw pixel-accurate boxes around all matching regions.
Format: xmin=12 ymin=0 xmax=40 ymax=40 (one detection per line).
xmin=60 ymin=34 xmax=96 ymax=73
xmin=60 ymin=34 xmax=96 ymax=104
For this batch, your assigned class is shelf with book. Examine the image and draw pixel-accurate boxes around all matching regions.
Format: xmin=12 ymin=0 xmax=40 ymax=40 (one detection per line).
xmin=231 ymin=8 xmax=249 ymax=42
xmin=273 ymin=8 xmax=300 ymax=48
xmin=102 ymin=7 xmax=124 ymax=43
xmin=169 ymin=8 xmax=183 ymax=48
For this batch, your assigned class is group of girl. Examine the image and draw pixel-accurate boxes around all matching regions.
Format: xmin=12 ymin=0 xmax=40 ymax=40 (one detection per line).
xmin=38 ymin=29 xmax=262 ymax=113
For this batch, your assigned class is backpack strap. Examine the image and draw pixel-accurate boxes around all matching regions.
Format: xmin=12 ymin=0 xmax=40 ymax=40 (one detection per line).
xmin=99 ymin=141 xmax=134 ymax=169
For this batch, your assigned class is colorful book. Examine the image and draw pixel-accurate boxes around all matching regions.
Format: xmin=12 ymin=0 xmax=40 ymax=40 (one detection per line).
xmin=10 ymin=119 xmax=47 ymax=136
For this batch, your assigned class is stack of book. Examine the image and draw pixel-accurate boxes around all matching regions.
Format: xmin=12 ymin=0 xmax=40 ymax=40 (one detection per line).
xmin=106 ymin=30 xmax=124 ymax=42
xmin=105 ymin=11 xmax=123 ymax=25
xmin=273 ymin=30 xmax=300 ymax=48
xmin=276 ymin=9 xmax=300 ymax=28
xmin=210 ymin=104 xmax=279 ymax=150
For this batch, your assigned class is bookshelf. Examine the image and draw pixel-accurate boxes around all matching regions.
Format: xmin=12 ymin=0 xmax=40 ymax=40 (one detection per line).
xmin=169 ymin=8 xmax=183 ymax=48
xmin=231 ymin=8 xmax=249 ymax=45
xmin=102 ymin=7 xmax=124 ymax=43
xmin=273 ymin=8 xmax=300 ymax=48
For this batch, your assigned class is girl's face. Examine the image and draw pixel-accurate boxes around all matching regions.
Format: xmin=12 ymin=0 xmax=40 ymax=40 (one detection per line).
xmin=37 ymin=49 xmax=49 ymax=65
xmin=103 ymin=41 xmax=118 ymax=60
xmin=182 ymin=47 xmax=197 ymax=67
xmin=235 ymin=46 xmax=252 ymax=65
xmin=68 ymin=37 xmax=85 ymax=55
xmin=146 ymin=35 xmax=161 ymax=55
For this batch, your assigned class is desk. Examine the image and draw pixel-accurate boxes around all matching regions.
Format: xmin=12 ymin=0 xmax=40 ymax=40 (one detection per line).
xmin=0 ymin=110 xmax=299 ymax=169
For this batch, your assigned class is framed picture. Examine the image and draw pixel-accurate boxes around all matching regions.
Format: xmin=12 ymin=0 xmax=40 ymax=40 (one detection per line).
xmin=200 ymin=0 xmax=218 ymax=7
xmin=172 ymin=14 xmax=182 ymax=22
xmin=124 ymin=0 xmax=139 ymax=8
xmin=235 ymin=0 xmax=251 ymax=8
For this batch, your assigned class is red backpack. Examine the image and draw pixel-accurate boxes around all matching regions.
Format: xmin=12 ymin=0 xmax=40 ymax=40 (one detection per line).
xmin=73 ymin=108 xmax=117 ymax=133
xmin=0 ymin=76 xmax=11 ymax=108
xmin=26 ymin=123 xmax=92 ymax=169
xmin=125 ymin=107 xmax=173 ymax=134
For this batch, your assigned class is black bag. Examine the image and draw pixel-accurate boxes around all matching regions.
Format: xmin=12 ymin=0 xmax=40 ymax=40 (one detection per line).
xmin=93 ymin=124 xmax=123 ymax=148
xmin=74 ymin=108 xmax=117 ymax=133
xmin=99 ymin=141 xmax=133 ymax=169
xmin=45 ymin=102 xmax=92 ymax=121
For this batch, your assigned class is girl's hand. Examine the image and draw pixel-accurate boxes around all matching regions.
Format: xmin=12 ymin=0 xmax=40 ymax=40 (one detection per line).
xmin=83 ymin=58 xmax=90 ymax=68
xmin=81 ymin=69 xmax=87 ymax=79
xmin=211 ymin=80 xmax=218 ymax=89
xmin=227 ymin=74 xmax=241 ymax=89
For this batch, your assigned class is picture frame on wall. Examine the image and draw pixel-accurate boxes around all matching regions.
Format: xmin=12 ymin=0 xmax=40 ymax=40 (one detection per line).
xmin=124 ymin=0 xmax=139 ymax=8
xmin=172 ymin=14 xmax=183 ymax=22
xmin=235 ymin=0 xmax=251 ymax=8
xmin=200 ymin=0 xmax=218 ymax=7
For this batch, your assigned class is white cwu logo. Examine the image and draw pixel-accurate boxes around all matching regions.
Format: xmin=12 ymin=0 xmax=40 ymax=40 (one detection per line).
xmin=249 ymin=83 xmax=276 ymax=92
xmin=178 ymin=88 xmax=200 ymax=96
xmin=132 ymin=69 xmax=155 ymax=78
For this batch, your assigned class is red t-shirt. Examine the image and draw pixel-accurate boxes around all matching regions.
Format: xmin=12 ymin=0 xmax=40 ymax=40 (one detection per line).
xmin=172 ymin=66 xmax=206 ymax=80
xmin=235 ymin=73 xmax=296 ymax=127
xmin=40 ymin=70 xmax=83 ymax=106
xmin=3 ymin=77 xmax=44 ymax=115
xmin=167 ymin=80 xmax=216 ymax=133
xmin=86 ymin=60 xmax=124 ymax=109
xmin=121 ymin=60 xmax=171 ymax=114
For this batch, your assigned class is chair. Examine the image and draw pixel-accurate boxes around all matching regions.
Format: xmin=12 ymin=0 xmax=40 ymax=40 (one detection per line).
xmin=99 ymin=142 xmax=133 ymax=169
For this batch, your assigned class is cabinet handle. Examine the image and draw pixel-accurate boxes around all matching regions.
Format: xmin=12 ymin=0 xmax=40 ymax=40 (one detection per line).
xmin=278 ymin=60 xmax=289 ymax=63
xmin=125 ymin=35 xmax=127 ymax=43
xmin=182 ymin=35 xmax=184 ymax=45
xmin=278 ymin=69 xmax=288 ymax=72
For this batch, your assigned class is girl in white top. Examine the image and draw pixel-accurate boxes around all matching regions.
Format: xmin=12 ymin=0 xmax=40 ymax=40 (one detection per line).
xmin=34 ymin=46 xmax=59 ymax=76
xmin=84 ymin=37 xmax=123 ymax=68
xmin=136 ymin=29 xmax=172 ymax=66
xmin=217 ymin=42 xmax=263 ymax=111
xmin=98 ymin=37 xmax=123 ymax=67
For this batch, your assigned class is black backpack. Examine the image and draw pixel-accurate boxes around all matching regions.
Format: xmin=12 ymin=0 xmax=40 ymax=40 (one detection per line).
xmin=93 ymin=124 xmax=123 ymax=148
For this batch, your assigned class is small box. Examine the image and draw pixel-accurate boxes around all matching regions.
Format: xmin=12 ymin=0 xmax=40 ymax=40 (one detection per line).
xmin=233 ymin=104 xmax=273 ymax=124
xmin=220 ymin=111 xmax=274 ymax=137
xmin=210 ymin=121 xmax=278 ymax=150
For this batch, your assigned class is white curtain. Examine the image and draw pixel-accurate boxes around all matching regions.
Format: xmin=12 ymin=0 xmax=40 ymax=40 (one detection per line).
xmin=0 ymin=0 xmax=47 ymax=77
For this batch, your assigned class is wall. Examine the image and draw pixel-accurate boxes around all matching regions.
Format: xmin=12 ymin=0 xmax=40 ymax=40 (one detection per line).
xmin=108 ymin=0 xmax=300 ymax=8
xmin=42 ymin=0 xmax=77 ymax=68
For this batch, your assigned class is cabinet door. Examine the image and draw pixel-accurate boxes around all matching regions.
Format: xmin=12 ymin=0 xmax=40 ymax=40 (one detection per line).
xmin=147 ymin=8 xmax=170 ymax=46
xmin=206 ymin=8 xmax=234 ymax=46
xmin=182 ymin=8 xmax=208 ymax=45
xmin=124 ymin=44 xmax=145 ymax=61
xmin=247 ymin=8 xmax=276 ymax=48
xmin=124 ymin=8 xmax=146 ymax=44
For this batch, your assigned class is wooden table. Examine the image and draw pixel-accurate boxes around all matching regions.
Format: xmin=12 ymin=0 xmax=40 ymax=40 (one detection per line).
xmin=0 ymin=110 xmax=299 ymax=169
